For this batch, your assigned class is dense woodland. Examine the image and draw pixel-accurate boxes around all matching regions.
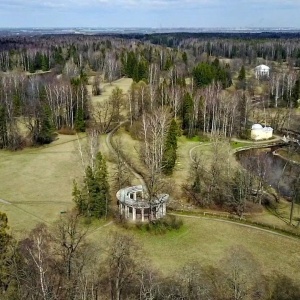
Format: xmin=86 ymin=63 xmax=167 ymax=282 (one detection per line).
xmin=1 ymin=32 xmax=300 ymax=299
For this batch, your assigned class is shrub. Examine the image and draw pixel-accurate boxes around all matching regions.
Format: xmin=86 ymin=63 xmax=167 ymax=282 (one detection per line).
xmin=57 ymin=127 xmax=76 ymax=135
xmin=141 ymin=215 xmax=183 ymax=235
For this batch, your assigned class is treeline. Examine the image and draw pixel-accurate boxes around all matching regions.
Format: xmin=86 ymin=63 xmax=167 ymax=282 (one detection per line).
xmin=0 ymin=71 xmax=89 ymax=149
xmin=1 ymin=210 xmax=300 ymax=300
xmin=144 ymin=34 xmax=300 ymax=67
xmin=0 ymin=35 xmax=188 ymax=81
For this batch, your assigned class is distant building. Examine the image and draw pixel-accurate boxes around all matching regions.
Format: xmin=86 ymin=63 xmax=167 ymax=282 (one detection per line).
xmin=255 ymin=64 xmax=270 ymax=78
xmin=251 ymin=124 xmax=273 ymax=141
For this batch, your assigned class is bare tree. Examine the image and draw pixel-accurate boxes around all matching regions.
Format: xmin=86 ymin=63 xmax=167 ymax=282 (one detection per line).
xmin=106 ymin=233 xmax=139 ymax=300
xmin=141 ymin=108 xmax=170 ymax=199
xmin=112 ymin=137 xmax=132 ymax=191
xmin=221 ymin=246 xmax=264 ymax=300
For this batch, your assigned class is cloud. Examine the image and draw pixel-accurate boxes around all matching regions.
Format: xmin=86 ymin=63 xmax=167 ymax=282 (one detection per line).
xmin=0 ymin=0 xmax=218 ymax=10
xmin=0 ymin=0 xmax=300 ymax=27
xmin=1 ymin=0 xmax=300 ymax=11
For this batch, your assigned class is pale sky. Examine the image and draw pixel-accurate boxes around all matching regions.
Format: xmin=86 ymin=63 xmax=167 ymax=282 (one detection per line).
xmin=0 ymin=0 xmax=300 ymax=28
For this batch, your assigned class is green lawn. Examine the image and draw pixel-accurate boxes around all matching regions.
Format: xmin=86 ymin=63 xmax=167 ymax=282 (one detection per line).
xmin=87 ymin=77 xmax=133 ymax=105
xmin=1 ymin=129 xmax=300 ymax=281
xmin=88 ymin=216 xmax=300 ymax=279
xmin=230 ymin=141 xmax=252 ymax=149
xmin=0 ymin=134 xmax=83 ymax=236
xmin=139 ymin=216 xmax=300 ymax=278
xmin=1 ymin=73 xmax=300 ymax=282
xmin=0 ymin=76 xmax=134 ymax=237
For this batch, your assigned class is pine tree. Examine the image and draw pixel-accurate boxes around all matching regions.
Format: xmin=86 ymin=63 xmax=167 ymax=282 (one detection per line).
xmin=74 ymin=107 xmax=85 ymax=132
xmin=36 ymin=105 xmax=54 ymax=145
xmin=182 ymin=52 xmax=188 ymax=65
xmin=182 ymin=92 xmax=194 ymax=136
xmin=162 ymin=119 xmax=178 ymax=175
xmin=238 ymin=65 xmax=246 ymax=81
xmin=73 ymin=152 xmax=110 ymax=219
xmin=72 ymin=180 xmax=87 ymax=215
xmin=94 ymin=152 xmax=110 ymax=218
xmin=0 ymin=105 xmax=8 ymax=149
xmin=292 ymin=77 xmax=300 ymax=107
xmin=84 ymin=165 xmax=101 ymax=217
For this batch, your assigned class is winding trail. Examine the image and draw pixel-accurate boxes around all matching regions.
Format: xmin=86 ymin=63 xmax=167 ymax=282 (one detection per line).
xmin=170 ymin=213 xmax=300 ymax=241
xmin=184 ymin=139 xmax=300 ymax=241
xmin=105 ymin=120 xmax=147 ymax=191
xmin=189 ymin=143 xmax=211 ymax=162
xmin=103 ymin=120 xmax=300 ymax=241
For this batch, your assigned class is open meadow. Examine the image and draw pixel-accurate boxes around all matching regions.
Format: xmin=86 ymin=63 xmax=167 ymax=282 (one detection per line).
xmin=87 ymin=216 xmax=300 ymax=280
xmin=0 ymin=77 xmax=134 ymax=236
xmin=0 ymin=134 xmax=83 ymax=236
xmin=87 ymin=77 xmax=133 ymax=105
xmin=1 ymin=74 xmax=300 ymax=283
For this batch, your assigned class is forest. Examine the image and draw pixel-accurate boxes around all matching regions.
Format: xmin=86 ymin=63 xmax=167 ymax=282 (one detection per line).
xmin=1 ymin=32 xmax=300 ymax=299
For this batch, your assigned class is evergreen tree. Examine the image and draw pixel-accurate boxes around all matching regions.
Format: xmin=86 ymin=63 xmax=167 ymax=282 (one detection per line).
xmin=182 ymin=92 xmax=194 ymax=136
xmin=182 ymin=52 xmax=188 ymax=65
xmin=41 ymin=54 xmax=49 ymax=71
xmin=36 ymin=105 xmax=54 ymax=145
xmin=238 ymin=65 xmax=246 ymax=81
xmin=193 ymin=61 xmax=232 ymax=89
xmin=192 ymin=62 xmax=215 ymax=87
xmin=94 ymin=152 xmax=110 ymax=218
xmin=237 ymin=65 xmax=246 ymax=90
xmin=162 ymin=119 xmax=178 ymax=175
xmin=292 ymin=77 xmax=300 ymax=107
xmin=73 ymin=152 xmax=110 ymax=219
xmin=74 ymin=108 xmax=85 ymax=132
xmin=0 ymin=105 xmax=8 ymax=149
xmin=72 ymin=180 xmax=87 ymax=214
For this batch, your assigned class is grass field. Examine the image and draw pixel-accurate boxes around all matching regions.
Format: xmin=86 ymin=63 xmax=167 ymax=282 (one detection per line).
xmin=139 ymin=216 xmax=300 ymax=278
xmin=0 ymin=77 xmax=134 ymax=237
xmin=87 ymin=77 xmax=133 ymax=105
xmin=0 ymin=134 xmax=83 ymax=236
xmin=87 ymin=216 xmax=300 ymax=280
xmin=2 ymin=74 xmax=300 ymax=281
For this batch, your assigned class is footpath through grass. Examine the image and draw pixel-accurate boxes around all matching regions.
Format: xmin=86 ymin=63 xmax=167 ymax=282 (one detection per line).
xmin=0 ymin=134 xmax=83 ymax=236
xmin=88 ymin=216 xmax=300 ymax=279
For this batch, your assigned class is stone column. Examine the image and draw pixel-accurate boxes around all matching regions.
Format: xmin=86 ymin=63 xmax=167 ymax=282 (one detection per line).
xmin=141 ymin=208 xmax=145 ymax=222
xmin=163 ymin=203 xmax=167 ymax=216
xmin=119 ymin=203 xmax=123 ymax=215
xmin=125 ymin=206 xmax=129 ymax=219
xmin=132 ymin=207 xmax=136 ymax=221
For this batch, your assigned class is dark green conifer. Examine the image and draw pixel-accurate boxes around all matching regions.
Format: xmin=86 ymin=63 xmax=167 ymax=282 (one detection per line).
xmin=162 ymin=119 xmax=178 ymax=175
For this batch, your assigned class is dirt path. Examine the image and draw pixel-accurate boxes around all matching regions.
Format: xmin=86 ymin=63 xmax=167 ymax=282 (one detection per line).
xmin=170 ymin=213 xmax=300 ymax=242
xmin=0 ymin=198 xmax=11 ymax=204
xmin=87 ymin=220 xmax=114 ymax=236
xmin=231 ymin=134 xmax=283 ymax=144
xmin=105 ymin=120 xmax=147 ymax=190
xmin=189 ymin=143 xmax=211 ymax=162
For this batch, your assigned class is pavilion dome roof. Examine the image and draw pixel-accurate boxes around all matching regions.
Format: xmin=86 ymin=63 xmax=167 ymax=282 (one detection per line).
xmin=252 ymin=124 xmax=263 ymax=130
xmin=255 ymin=64 xmax=270 ymax=70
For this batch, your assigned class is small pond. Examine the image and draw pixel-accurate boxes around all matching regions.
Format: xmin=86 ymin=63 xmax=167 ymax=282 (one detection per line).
xmin=236 ymin=146 xmax=300 ymax=198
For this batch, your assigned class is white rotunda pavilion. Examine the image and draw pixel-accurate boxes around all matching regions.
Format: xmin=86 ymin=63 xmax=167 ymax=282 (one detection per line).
xmin=116 ymin=185 xmax=169 ymax=222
